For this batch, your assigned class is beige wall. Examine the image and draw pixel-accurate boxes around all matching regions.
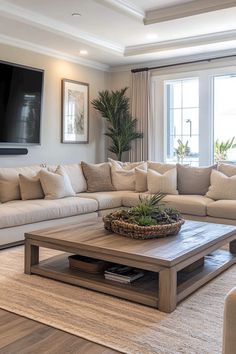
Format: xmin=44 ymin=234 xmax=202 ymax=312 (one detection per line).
xmin=0 ymin=43 xmax=109 ymax=167
xmin=109 ymin=70 xmax=131 ymax=94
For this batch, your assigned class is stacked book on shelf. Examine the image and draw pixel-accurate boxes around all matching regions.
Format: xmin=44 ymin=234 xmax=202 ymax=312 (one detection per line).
xmin=104 ymin=265 xmax=144 ymax=284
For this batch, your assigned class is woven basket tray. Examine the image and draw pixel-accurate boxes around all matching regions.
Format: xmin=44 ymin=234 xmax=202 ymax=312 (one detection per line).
xmin=103 ymin=217 xmax=185 ymax=240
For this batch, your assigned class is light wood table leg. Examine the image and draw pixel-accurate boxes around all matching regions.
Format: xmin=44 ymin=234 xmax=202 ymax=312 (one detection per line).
xmin=25 ymin=240 xmax=39 ymax=275
xmin=230 ymin=239 xmax=236 ymax=254
xmin=158 ymin=267 xmax=177 ymax=313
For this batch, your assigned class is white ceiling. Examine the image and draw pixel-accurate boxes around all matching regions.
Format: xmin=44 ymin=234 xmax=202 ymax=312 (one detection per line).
xmin=0 ymin=0 xmax=236 ymax=70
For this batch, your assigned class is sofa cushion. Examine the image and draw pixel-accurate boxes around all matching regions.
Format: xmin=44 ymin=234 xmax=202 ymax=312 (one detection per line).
xmin=81 ymin=162 xmax=114 ymax=192
xmin=39 ymin=166 xmax=75 ymax=199
xmin=77 ymin=191 xmax=127 ymax=210
xmin=218 ymin=163 xmax=236 ymax=177
xmin=177 ymin=164 xmax=216 ymax=195
xmin=147 ymin=168 xmax=178 ymax=195
xmin=0 ymin=197 xmax=98 ymax=229
xmin=19 ymin=174 xmax=44 ymax=200
xmin=62 ymin=164 xmax=87 ymax=193
xmin=163 ymin=195 xmax=214 ymax=216
xmin=122 ymin=193 xmax=212 ymax=216
xmin=207 ymin=200 xmax=236 ymax=220
xmin=122 ymin=192 xmax=147 ymax=207
xmin=0 ymin=165 xmax=42 ymax=203
xmin=206 ymin=170 xmax=236 ymax=200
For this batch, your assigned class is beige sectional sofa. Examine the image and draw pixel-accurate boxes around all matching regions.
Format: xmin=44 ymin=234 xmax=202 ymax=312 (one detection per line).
xmin=0 ymin=161 xmax=236 ymax=249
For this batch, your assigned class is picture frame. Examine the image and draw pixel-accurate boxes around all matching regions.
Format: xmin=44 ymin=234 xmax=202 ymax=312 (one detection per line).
xmin=61 ymin=79 xmax=89 ymax=143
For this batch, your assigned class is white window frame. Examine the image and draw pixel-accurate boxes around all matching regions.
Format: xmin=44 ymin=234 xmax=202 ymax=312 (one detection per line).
xmin=151 ymin=63 xmax=236 ymax=166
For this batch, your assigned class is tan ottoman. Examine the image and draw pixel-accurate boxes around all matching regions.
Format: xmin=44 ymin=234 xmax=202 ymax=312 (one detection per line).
xmin=223 ymin=287 xmax=236 ymax=354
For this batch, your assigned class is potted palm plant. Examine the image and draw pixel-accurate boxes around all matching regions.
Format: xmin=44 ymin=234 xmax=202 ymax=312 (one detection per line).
xmin=92 ymin=87 xmax=143 ymax=161
xmin=214 ymin=137 xmax=236 ymax=162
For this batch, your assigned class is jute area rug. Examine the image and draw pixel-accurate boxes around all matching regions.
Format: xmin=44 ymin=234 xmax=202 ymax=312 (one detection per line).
xmin=0 ymin=246 xmax=234 ymax=354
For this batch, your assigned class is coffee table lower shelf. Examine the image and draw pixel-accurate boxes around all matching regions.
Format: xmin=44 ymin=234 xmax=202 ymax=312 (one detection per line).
xmin=30 ymin=249 xmax=236 ymax=309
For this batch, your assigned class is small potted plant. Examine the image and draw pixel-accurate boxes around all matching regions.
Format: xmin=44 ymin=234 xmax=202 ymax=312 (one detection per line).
xmin=103 ymin=193 xmax=184 ymax=239
xmin=214 ymin=137 xmax=236 ymax=162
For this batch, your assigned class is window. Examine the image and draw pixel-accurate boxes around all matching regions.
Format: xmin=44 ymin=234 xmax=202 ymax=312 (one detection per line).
xmin=165 ymin=78 xmax=199 ymax=165
xmin=150 ymin=64 xmax=236 ymax=166
xmin=214 ymin=75 xmax=236 ymax=163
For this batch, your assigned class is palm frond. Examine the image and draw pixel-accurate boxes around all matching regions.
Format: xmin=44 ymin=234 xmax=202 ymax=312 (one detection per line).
xmin=92 ymin=88 xmax=143 ymax=160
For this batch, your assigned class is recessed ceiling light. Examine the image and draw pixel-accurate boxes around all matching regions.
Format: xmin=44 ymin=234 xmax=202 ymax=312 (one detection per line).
xmin=80 ymin=50 xmax=88 ymax=55
xmin=72 ymin=12 xmax=81 ymax=16
xmin=146 ymin=33 xmax=158 ymax=41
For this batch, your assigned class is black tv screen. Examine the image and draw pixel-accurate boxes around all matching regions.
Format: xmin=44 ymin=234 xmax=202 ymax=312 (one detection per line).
xmin=0 ymin=61 xmax=43 ymax=144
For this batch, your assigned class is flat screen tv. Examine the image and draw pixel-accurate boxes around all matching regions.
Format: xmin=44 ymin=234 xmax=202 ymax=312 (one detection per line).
xmin=0 ymin=61 xmax=43 ymax=144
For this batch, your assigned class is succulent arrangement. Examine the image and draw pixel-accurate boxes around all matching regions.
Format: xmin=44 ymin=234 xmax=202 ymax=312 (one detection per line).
xmin=104 ymin=193 xmax=182 ymax=228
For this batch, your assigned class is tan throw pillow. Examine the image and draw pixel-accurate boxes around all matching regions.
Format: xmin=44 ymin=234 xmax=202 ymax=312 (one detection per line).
xmin=0 ymin=165 xmax=41 ymax=203
xmin=111 ymin=162 xmax=146 ymax=191
xmin=108 ymin=158 xmax=145 ymax=170
xmin=147 ymin=162 xmax=176 ymax=174
xmin=111 ymin=167 xmax=135 ymax=191
xmin=135 ymin=168 xmax=147 ymax=192
xmin=81 ymin=162 xmax=114 ymax=192
xmin=218 ymin=163 xmax=236 ymax=177
xmin=39 ymin=166 xmax=75 ymax=199
xmin=147 ymin=168 xmax=178 ymax=195
xmin=177 ymin=164 xmax=217 ymax=195
xmin=206 ymin=170 xmax=236 ymax=200
xmin=19 ymin=174 xmax=44 ymax=200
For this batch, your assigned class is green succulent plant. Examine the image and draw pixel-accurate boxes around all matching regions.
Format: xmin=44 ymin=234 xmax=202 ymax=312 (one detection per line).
xmin=104 ymin=193 xmax=182 ymax=227
xmin=134 ymin=215 xmax=157 ymax=226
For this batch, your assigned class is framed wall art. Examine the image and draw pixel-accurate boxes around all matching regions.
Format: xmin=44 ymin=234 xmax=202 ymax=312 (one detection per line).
xmin=61 ymin=79 xmax=89 ymax=143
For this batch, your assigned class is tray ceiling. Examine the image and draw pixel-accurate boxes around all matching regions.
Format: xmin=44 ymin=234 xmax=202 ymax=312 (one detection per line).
xmin=0 ymin=0 xmax=235 ymax=70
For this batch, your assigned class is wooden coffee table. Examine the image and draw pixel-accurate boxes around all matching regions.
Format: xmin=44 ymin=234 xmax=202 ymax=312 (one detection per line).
xmin=25 ymin=219 xmax=236 ymax=313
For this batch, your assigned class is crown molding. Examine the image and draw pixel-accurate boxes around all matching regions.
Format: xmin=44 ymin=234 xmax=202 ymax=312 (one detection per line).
xmin=0 ymin=0 xmax=123 ymax=54
xmin=95 ymin=0 xmax=144 ymax=19
xmin=144 ymin=0 xmax=236 ymax=25
xmin=125 ymin=29 xmax=236 ymax=56
xmin=95 ymin=0 xmax=236 ymax=25
xmin=110 ymin=48 xmax=236 ymax=72
xmin=0 ymin=34 xmax=110 ymax=71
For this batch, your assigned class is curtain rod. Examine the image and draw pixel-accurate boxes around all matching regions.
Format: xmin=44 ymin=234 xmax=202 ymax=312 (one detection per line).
xmin=131 ymin=54 xmax=236 ymax=73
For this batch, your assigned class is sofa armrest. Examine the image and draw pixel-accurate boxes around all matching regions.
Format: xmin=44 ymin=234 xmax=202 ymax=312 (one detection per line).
xmin=223 ymin=287 xmax=236 ymax=354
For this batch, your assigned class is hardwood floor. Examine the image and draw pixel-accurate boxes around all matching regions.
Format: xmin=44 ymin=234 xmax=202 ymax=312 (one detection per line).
xmin=0 ymin=309 xmax=120 ymax=354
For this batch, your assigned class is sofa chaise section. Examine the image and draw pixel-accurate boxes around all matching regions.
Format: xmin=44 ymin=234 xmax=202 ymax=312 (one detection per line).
xmin=0 ymin=197 xmax=98 ymax=248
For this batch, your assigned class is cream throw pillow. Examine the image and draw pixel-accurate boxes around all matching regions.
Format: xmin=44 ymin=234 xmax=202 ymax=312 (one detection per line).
xmin=111 ymin=162 xmax=147 ymax=191
xmin=19 ymin=174 xmax=44 ymax=200
xmin=48 ymin=163 xmax=87 ymax=193
xmin=147 ymin=168 xmax=178 ymax=195
xmin=206 ymin=170 xmax=236 ymax=200
xmin=135 ymin=168 xmax=147 ymax=192
xmin=39 ymin=166 xmax=75 ymax=199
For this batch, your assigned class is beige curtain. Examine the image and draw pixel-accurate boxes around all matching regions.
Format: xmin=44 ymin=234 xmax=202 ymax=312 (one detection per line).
xmin=129 ymin=70 xmax=150 ymax=162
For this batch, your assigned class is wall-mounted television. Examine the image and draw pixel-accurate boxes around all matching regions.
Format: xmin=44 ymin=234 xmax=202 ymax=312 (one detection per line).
xmin=0 ymin=61 xmax=44 ymax=145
